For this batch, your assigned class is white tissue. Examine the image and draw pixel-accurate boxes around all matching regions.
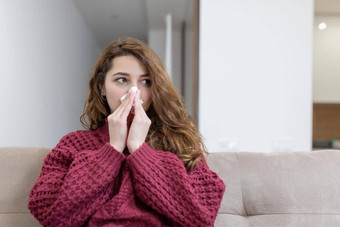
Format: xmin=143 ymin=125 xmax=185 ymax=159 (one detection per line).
xmin=130 ymin=86 xmax=138 ymax=92
xmin=120 ymin=86 xmax=143 ymax=104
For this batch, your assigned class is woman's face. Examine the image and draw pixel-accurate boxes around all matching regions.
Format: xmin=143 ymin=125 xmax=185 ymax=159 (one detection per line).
xmin=101 ymin=55 xmax=152 ymax=113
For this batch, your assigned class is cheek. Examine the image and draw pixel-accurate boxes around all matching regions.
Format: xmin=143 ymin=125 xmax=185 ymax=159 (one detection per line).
xmin=140 ymin=89 xmax=152 ymax=110
xmin=140 ymin=88 xmax=151 ymax=103
xmin=106 ymin=89 xmax=125 ymax=112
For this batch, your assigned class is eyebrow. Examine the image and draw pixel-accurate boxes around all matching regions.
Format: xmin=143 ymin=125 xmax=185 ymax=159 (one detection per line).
xmin=112 ymin=72 xmax=129 ymax=76
xmin=111 ymin=72 xmax=149 ymax=77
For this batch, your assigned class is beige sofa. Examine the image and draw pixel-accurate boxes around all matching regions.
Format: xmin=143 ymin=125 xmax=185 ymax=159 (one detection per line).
xmin=1 ymin=147 xmax=340 ymax=227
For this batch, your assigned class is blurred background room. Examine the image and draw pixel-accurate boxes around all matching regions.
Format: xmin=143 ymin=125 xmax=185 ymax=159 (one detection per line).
xmin=0 ymin=0 xmax=339 ymax=152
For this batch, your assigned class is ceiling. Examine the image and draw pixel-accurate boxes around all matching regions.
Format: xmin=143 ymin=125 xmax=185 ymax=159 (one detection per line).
xmin=72 ymin=0 xmax=190 ymax=48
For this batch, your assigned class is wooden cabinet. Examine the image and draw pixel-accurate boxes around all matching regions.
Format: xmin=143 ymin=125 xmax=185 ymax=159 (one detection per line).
xmin=313 ymin=103 xmax=340 ymax=147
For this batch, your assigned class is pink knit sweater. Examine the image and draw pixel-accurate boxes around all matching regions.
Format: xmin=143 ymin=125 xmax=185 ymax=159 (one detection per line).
xmin=28 ymin=122 xmax=225 ymax=226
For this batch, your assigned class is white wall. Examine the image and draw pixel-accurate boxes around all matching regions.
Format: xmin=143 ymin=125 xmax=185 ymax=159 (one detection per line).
xmin=0 ymin=0 xmax=100 ymax=147
xmin=314 ymin=16 xmax=340 ymax=103
xmin=183 ymin=2 xmax=194 ymax=120
xmin=148 ymin=30 xmax=166 ymax=66
xmin=148 ymin=29 xmax=182 ymax=95
xmin=199 ymin=0 xmax=313 ymax=152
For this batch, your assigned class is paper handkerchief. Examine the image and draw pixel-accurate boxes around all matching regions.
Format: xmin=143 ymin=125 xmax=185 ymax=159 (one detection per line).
xmin=120 ymin=86 xmax=144 ymax=104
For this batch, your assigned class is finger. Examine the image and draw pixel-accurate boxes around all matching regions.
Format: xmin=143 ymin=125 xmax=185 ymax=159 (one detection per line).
xmin=133 ymin=90 xmax=143 ymax=117
xmin=111 ymin=90 xmax=134 ymax=117
xmin=136 ymin=90 xmax=149 ymax=119
xmin=119 ymin=90 xmax=136 ymax=118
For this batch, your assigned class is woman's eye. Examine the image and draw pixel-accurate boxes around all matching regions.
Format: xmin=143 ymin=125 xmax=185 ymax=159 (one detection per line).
xmin=116 ymin=78 xmax=127 ymax=83
xmin=141 ymin=79 xmax=151 ymax=86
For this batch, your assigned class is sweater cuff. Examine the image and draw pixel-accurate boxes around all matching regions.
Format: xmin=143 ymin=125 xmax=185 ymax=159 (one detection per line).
xmin=126 ymin=143 xmax=158 ymax=170
xmin=97 ymin=143 xmax=126 ymax=165
xmin=126 ymin=143 xmax=181 ymax=172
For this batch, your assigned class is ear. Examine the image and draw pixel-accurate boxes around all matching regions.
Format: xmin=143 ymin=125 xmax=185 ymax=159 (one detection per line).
xmin=99 ymin=84 xmax=106 ymax=96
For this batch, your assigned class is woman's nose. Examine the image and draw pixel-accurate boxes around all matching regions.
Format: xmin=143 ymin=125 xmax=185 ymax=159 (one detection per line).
xmin=128 ymin=85 xmax=139 ymax=93
xmin=129 ymin=83 xmax=139 ymax=90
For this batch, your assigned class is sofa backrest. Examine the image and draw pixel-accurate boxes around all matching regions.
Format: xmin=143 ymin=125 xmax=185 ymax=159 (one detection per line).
xmin=206 ymin=150 xmax=340 ymax=227
xmin=0 ymin=147 xmax=49 ymax=227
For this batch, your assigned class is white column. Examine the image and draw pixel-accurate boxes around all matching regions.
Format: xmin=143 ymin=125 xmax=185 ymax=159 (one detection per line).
xmin=165 ymin=13 xmax=172 ymax=79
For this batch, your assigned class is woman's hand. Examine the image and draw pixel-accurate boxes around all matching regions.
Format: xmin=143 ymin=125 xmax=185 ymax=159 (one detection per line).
xmin=127 ymin=90 xmax=151 ymax=153
xmin=107 ymin=90 xmax=135 ymax=152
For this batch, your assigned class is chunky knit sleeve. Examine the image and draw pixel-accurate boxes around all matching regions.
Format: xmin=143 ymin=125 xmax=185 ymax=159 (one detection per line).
xmin=28 ymin=133 xmax=126 ymax=227
xmin=126 ymin=143 xmax=226 ymax=226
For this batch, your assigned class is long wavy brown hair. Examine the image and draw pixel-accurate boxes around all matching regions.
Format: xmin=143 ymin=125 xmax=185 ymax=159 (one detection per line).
xmin=81 ymin=37 xmax=207 ymax=171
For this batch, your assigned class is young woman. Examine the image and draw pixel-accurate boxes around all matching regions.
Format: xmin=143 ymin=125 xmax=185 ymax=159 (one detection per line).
xmin=28 ymin=37 xmax=225 ymax=226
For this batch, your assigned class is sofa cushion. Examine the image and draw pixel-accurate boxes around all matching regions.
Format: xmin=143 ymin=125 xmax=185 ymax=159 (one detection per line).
xmin=215 ymin=213 xmax=340 ymax=227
